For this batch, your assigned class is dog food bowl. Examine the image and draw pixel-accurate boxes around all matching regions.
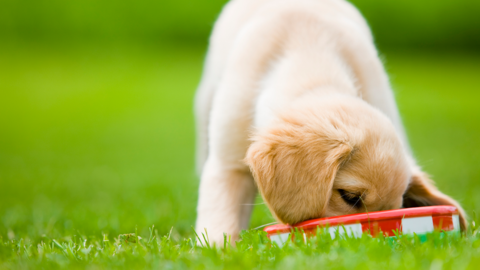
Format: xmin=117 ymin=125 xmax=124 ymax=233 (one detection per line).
xmin=264 ymin=205 xmax=461 ymax=246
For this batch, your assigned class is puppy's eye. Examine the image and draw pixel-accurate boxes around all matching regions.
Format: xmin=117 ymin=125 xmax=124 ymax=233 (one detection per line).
xmin=338 ymin=189 xmax=362 ymax=208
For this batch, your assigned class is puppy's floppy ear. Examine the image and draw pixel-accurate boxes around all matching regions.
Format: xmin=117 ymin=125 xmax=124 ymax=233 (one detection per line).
xmin=245 ymin=127 xmax=352 ymax=225
xmin=403 ymin=171 xmax=467 ymax=231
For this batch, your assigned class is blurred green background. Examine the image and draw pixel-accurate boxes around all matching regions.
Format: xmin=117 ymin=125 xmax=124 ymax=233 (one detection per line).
xmin=0 ymin=0 xmax=479 ymax=240
xmin=1 ymin=0 xmax=480 ymax=49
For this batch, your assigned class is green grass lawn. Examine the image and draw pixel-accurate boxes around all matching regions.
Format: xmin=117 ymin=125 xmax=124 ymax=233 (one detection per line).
xmin=0 ymin=42 xmax=479 ymax=269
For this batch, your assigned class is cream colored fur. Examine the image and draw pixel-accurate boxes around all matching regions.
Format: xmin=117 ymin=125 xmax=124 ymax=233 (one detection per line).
xmin=194 ymin=0 xmax=466 ymax=244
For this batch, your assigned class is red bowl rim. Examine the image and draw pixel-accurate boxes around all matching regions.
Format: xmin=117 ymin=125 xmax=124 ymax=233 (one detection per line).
xmin=264 ymin=205 xmax=459 ymax=234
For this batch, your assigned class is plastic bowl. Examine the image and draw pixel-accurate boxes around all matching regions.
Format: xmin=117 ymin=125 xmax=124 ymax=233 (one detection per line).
xmin=264 ymin=205 xmax=460 ymax=246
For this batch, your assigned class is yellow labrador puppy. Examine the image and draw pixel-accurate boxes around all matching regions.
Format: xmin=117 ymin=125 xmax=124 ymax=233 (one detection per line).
xmin=194 ymin=0 xmax=466 ymax=244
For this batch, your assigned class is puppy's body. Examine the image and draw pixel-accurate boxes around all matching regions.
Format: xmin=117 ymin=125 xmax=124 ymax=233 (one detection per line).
xmin=195 ymin=0 xmax=466 ymax=243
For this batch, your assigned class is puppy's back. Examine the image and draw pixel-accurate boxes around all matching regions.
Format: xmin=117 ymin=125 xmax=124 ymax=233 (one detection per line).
xmin=209 ymin=0 xmax=371 ymax=69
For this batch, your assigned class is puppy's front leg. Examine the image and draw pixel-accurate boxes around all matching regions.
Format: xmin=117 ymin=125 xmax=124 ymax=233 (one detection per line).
xmin=194 ymin=67 xmax=259 ymax=245
xmin=348 ymin=45 xmax=412 ymax=155
xmin=194 ymin=19 xmax=279 ymax=244
xmin=196 ymin=157 xmax=256 ymax=245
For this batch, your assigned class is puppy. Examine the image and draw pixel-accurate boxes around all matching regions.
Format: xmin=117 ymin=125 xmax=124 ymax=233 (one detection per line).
xmin=194 ymin=0 xmax=467 ymax=244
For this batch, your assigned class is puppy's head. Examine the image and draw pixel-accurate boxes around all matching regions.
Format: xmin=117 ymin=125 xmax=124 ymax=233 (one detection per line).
xmin=246 ymin=96 xmax=466 ymax=229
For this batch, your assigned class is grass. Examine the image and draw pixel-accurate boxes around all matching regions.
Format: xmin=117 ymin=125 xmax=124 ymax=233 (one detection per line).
xmin=0 ymin=42 xmax=479 ymax=268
